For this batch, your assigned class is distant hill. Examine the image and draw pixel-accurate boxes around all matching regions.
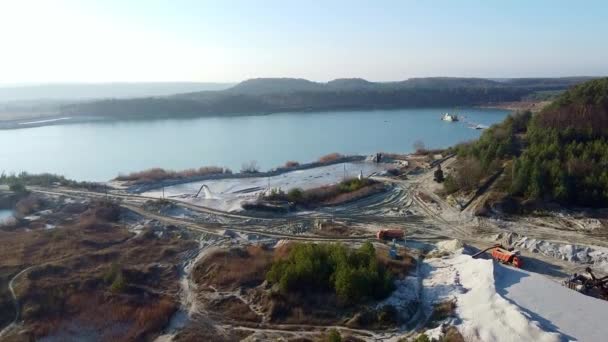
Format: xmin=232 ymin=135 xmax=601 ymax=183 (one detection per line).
xmin=226 ymin=78 xmax=324 ymax=95
xmin=0 ymin=82 xmax=234 ymax=102
xmin=57 ymin=76 xmax=601 ymax=120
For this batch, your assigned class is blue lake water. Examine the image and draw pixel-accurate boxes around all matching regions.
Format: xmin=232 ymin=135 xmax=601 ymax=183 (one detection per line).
xmin=0 ymin=209 xmax=13 ymax=221
xmin=0 ymin=108 xmax=509 ymax=181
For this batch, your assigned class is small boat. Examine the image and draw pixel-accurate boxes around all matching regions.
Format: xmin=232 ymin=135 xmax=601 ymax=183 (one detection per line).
xmin=469 ymin=124 xmax=488 ymax=130
xmin=441 ymin=113 xmax=459 ymax=122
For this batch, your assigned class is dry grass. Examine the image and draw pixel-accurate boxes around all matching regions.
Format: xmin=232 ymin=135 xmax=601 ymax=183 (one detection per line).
xmin=0 ymin=200 xmax=195 ymax=341
xmin=322 ymin=183 xmax=385 ymax=205
xmin=193 ymin=245 xmax=275 ymax=291
xmin=318 ymin=152 xmax=344 ymax=163
xmin=15 ymin=194 xmax=43 ymax=216
xmin=208 ymin=296 xmax=261 ymax=322
xmin=376 ymin=248 xmax=416 ymax=279
xmin=428 ymin=300 xmax=456 ymax=327
xmin=115 ymin=166 xmax=230 ymax=184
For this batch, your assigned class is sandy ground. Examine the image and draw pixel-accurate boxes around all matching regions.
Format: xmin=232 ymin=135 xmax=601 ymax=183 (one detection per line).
xmin=9 ymin=157 xmax=608 ymax=341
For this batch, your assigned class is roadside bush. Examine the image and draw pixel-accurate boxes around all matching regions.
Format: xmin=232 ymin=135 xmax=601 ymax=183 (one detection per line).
xmin=326 ymin=329 xmax=342 ymax=342
xmin=413 ymin=140 xmax=426 ymax=153
xmin=284 ymin=161 xmax=300 ymax=168
xmin=262 ymin=178 xmax=379 ymax=208
xmin=116 ymin=166 xmax=229 ymax=184
xmin=266 ymin=242 xmax=394 ymax=304
xmin=337 ymin=178 xmax=371 ymax=193
xmin=287 ymin=188 xmax=304 ymax=202
xmin=9 ymin=182 xmax=27 ymax=193
xmin=318 ymin=153 xmax=344 ymax=163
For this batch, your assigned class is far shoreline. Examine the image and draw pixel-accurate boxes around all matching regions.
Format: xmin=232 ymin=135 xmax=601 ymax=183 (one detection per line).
xmin=0 ymin=104 xmax=513 ymax=131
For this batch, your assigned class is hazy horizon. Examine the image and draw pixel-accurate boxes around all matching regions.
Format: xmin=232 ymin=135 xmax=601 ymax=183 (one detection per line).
xmin=1 ymin=0 xmax=607 ymax=84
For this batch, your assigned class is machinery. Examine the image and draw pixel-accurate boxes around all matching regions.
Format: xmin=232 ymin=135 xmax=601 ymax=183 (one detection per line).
xmin=472 ymin=244 xmax=523 ymax=268
xmin=564 ymin=267 xmax=608 ymax=300
xmin=376 ymin=229 xmax=405 ymax=241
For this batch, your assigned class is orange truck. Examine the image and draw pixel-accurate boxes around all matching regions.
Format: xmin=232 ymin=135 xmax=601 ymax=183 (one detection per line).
xmin=376 ymin=229 xmax=405 ymax=240
xmin=472 ymin=244 xmax=523 ymax=268
xmin=491 ymin=247 xmax=523 ymax=268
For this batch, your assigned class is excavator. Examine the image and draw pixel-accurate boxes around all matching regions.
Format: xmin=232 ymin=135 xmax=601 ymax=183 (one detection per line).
xmin=472 ymin=244 xmax=523 ymax=268
xmin=564 ymin=267 xmax=608 ymax=300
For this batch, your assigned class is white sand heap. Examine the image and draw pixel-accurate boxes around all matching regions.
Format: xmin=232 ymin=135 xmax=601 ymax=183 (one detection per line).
xmin=421 ymin=252 xmax=608 ymax=342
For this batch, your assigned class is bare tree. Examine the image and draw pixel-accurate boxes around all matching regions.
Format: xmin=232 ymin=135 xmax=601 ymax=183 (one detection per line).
xmin=241 ymin=160 xmax=260 ymax=173
xmin=413 ymin=140 xmax=426 ymax=153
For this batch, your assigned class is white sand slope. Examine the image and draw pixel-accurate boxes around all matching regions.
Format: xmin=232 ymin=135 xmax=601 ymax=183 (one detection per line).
xmin=495 ymin=263 xmax=607 ymax=342
xmin=423 ymin=253 xmax=601 ymax=342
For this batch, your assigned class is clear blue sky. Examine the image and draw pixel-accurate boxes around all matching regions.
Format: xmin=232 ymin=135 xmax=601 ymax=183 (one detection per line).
xmin=1 ymin=0 xmax=606 ymax=83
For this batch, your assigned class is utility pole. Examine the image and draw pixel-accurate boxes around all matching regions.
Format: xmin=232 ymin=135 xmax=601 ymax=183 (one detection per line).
xmin=162 ymin=186 xmax=165 ymax=200
xmin=343 ymin=163 xmax=346 ymax=181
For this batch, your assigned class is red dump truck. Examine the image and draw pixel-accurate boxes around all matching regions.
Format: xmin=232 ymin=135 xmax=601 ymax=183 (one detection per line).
xmin=472 ymin=244 xmax=522 ymax=268
xmin=376 ymin=229 xmax=405 ymax=240
xmin=491 ymin=247 xmax=522 ymax=268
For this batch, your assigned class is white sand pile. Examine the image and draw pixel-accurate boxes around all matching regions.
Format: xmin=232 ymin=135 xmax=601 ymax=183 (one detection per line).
xmin=435 ymin=239 xmax=464 ymax=253
xmin=424 ymin=255 xmax=561 ymax=342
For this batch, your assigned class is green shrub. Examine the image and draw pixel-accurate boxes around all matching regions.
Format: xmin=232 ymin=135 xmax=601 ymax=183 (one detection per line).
xmin=110 ymin=271 xmax=127 ymax=293
xmin=104 ymin=262 xmax=127 ymax=293
xmin=287 ymin=188 xmax=303 ymax=202
xmin=9 ymin=182 xmax=27 ymax=193
xmin=326 ymin=329 xmax=342 ymax=342
xmin=413 ymin=334 xmax=431 ymax=342
xmin=266 ymin=242 xmax=394 ymax=304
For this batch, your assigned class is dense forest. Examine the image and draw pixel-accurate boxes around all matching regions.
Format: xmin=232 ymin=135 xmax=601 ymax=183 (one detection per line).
xmin=61 ymin=77 xmax=595 ymax=119
xmin=446 ymin=78 xmax=608 ymax=208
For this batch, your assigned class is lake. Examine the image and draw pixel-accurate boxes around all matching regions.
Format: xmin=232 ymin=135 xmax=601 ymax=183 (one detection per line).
xmin=0 ymin=209 xmax=13 ymax=222
xmin=0 ymin=108 xmax=509 ymax=181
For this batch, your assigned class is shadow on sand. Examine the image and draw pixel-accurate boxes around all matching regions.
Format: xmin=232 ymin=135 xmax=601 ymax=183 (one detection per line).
xmin=494 ymin=264 xmax=575 ymax=342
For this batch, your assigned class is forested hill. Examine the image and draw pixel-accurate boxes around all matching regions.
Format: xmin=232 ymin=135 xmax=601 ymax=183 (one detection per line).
xmin=447 ymin=77 xmax=608 ymax=208
xmin=60 ymin=77 xmax=597 ymax=119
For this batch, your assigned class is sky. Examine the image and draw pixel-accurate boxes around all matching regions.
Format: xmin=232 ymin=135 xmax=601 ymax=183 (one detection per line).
xmin=0 ymin=0 xmax=607 ymax=84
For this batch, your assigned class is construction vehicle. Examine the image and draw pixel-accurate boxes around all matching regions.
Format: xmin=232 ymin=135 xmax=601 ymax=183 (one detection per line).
xmin=472 ymin=244 xmax=522 ymax=268
xmin=388 ymin=238 xmax=399 ymax=260
xmin=376 ymin=229 xmax=405 ymax=241
xmin=564 ymin=267 xmax=608 ymax=300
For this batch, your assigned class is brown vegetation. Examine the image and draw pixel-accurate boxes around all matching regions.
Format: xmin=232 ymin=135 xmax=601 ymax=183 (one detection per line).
xmin=14 ymin=194 xmax=44 ymax=216
xmin=261 ymin=178 xmax=385 ymax=209
xmin=318 ymin=152 xmax=344 ymax=163
xmin=284 ymin=160 xmax=300 ymax=168
xmin=443 ymin=157 xmax=484 ymax=194
xmin=208 ymin=296 xmax=261 ymax=322
xmin=0 ymin=199 xmax=196 ymax=341
xmin=115 ymin=166 xmax=229 ymax=184
xmin=322 ymin=182 xmax=385 ymax=206
xmin=192 ymin=245 xmax=274 ymax=291
xmin=376 ymin=247 xmax=416 ymax=279
xmin=428 ymin=300 xmax=456 ymax=327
